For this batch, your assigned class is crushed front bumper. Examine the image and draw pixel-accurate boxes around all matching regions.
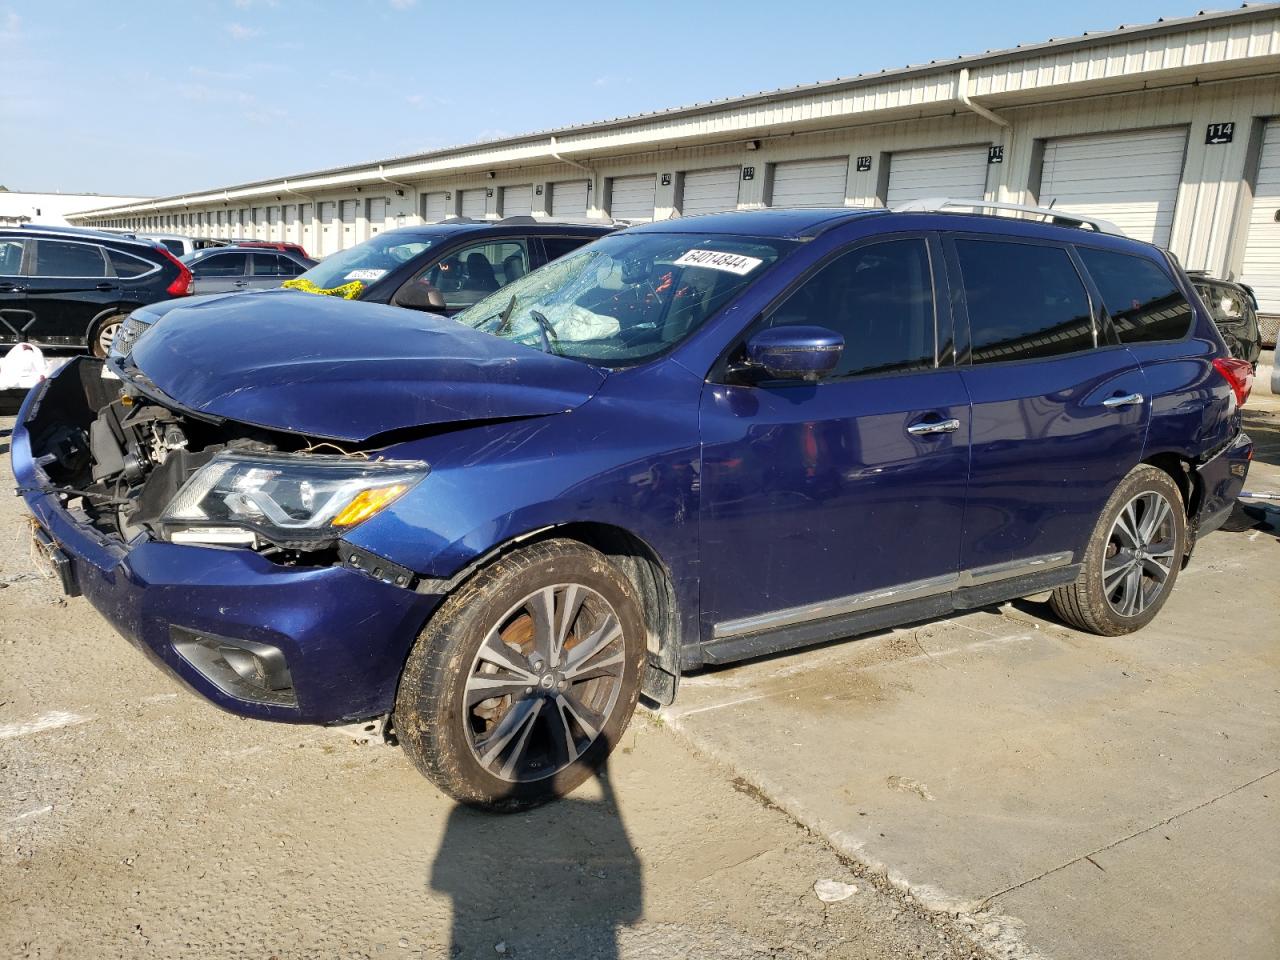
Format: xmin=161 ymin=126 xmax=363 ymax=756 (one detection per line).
xmin=11 ymin=372 xmax=441 ymax=724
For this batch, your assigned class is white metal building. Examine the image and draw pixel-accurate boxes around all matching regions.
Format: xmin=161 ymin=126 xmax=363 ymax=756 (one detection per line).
xmin=68 ymin=5 xmax=1280 ymax=329
xmin=0 ymin=190 xmax=149 ymax=227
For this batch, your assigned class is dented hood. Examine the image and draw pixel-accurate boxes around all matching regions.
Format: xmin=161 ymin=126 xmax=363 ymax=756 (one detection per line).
xmin=128 ymin=290 xmax=607 ymax=442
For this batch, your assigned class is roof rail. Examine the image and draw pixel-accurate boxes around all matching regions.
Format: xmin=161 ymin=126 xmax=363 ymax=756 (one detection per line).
xmin=890 ymin=198 xmax=1126 ymax=237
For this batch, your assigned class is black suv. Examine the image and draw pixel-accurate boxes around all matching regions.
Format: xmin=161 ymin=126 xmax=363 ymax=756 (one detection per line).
xmin=0 ymin=225 xmax=192 ymax=357
xmin=1189 ymin=271 xmax=1262 ymax=367
xmin=110 ymin=218 xmax=614 ymax=357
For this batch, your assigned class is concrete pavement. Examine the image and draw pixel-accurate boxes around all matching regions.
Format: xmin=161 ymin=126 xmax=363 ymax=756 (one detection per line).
xmin=661 ymin=395 xmax=1280 ymax=960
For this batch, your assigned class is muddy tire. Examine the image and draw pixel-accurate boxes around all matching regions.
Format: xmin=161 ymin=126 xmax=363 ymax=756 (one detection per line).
xmin=1049 ymin=465 xmax=1186 ymax=636
xmin=394 ymin=539 xmax=646 ymax=810
xmin=90 ymin=313 xmax=127 ymax=358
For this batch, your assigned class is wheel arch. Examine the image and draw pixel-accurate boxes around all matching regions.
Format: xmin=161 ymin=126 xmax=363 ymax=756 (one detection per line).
xmin=1142 ymin=450 xmax=1199 ymax=517
xmin=423 ymin=520 xmax=685 ymax=704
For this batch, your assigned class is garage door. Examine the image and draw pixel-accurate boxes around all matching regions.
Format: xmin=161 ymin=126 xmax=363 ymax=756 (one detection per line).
xmin=423 ymin=192 xmax=448 ymax=222
xmin=609 ymin=174 xmax=656 ymax=221
xmin=460 ymin=189 xmax=487 ymax=219
xmin=366 ymin=198 xmax=387 ymax=238
xmin=886 ymin=145 xmax=990 ymax=206
xmin=299 ymin=204 xmax=313 ymax=253
xmin=283 ymin=204 xmax=298 ymax=243
xmin=770 ymin=158 xmax=848 ymax=207
xmin=501 ymin=184 xmax=533 ymax=218
xmin=551 ymin=180 xmax=589 ymax=217
xmin=318 ymin=201 xmax=337 ymax=256
xmin=1038 ymin=128 xmax=1187 ymax=246
xmin=268 ymin=206 xmax=281 ymax=240
xmin=680 ymin=167 xmax=739 ymax=216
xmin=1241 ymin=119 xmax=1280 ymax=324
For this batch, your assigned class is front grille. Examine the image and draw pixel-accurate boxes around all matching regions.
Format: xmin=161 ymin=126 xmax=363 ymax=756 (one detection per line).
xmin=111 ymin=314 xmax=153 ymax=357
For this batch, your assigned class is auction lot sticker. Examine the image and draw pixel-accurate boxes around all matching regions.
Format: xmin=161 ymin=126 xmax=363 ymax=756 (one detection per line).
xmin=344 ymin=269 xmax=387 ymax=281
xmin=674 ymin=250 xmax=763 ymax=275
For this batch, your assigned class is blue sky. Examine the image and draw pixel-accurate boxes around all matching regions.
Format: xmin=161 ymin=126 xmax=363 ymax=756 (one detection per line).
xmin=0 ymin=0 xmax=1232 ymax=197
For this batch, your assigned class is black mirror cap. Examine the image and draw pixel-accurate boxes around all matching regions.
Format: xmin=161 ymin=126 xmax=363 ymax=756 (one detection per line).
xmin=393 ymin=282 xmax=448 ymax=313
xmin=744 ymin=325 xmax=844 ymax=382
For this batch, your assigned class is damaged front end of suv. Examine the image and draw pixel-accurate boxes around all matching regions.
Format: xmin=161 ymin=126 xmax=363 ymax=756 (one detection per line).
xmin=17 ymin=356 xmax=441 ymax=719
xmin=11 ymin=290 xmax=631 ymax=734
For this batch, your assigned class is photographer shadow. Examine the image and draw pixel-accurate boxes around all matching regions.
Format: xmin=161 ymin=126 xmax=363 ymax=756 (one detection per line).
xmin=430 ymin=761 xmax=641 ymax=959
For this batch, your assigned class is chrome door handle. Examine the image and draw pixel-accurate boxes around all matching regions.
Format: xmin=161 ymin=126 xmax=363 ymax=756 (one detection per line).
xmin=907 ymin=418 xmax=961 ymax=436
xmin=1102 ymin=393 xmax=1144 ymax=408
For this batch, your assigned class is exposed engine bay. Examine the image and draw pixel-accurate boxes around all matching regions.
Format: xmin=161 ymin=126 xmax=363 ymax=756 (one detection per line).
xmin=23 ymin=358 xmax=376 ymax=565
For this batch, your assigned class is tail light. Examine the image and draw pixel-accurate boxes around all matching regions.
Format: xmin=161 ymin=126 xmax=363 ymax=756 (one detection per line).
xmin=156 ymin=246 xmax=193 ymax=296
xmin=1211 ymin=357 xmax=1253 ymax=406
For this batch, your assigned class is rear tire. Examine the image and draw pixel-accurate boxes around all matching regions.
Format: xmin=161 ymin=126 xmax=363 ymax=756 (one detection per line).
xmin=90 ymin=313 xmax=127 ymax=358
xmin=394 ymin=539 xmax=646 ymax=810
xmin=1050 ymin=464 xmax=1186 ymax=636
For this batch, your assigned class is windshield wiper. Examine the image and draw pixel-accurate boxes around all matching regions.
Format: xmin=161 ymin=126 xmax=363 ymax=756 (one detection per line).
xmin=496 ymin=294 xmax=518 ymax=333
xmin=529 ymin=309 xmax=560 ymax=356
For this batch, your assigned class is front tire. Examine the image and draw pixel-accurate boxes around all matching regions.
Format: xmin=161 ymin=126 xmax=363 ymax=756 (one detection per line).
xmin=395 ymin=539 xmax=646 ymax=810
xmin=1050 ymin=465 xmax=1186 ymax=636
xmin=90 ymin=313 xmax=127 ymax=358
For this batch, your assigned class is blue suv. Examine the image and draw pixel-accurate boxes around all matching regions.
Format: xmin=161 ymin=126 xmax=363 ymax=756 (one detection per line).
xmin=12 ymin=206 xmax=1255 ymax=808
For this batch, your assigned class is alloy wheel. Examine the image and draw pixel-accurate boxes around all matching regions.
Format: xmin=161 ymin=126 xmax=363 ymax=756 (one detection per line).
xmin=96 ymin=319 xmax=123 ymax=357
xmin=1102 ymin=491 xmax=1178 ymax=617
xmin=463 ymin=583 xmax=626 ymax=782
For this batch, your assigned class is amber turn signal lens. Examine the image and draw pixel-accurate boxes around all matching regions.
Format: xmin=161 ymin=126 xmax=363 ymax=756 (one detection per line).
xmin=331 ymin=484 xmax=408 ymax=527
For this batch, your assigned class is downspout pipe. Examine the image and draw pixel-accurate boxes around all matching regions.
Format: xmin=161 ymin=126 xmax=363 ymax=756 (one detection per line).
xmin=549 ymin=135 xmax=598 ymax=214
xmin=281 ymin=179 xmax=319 ymax=244
xmin=377 ymin=165 xmax=419 ymax=223
xmin=956 ymin=67 xmax=1009 ymax=127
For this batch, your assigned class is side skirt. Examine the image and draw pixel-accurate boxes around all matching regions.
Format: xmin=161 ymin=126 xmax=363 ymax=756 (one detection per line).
xmin=699 ymin=564 xmax=1080 ymax=667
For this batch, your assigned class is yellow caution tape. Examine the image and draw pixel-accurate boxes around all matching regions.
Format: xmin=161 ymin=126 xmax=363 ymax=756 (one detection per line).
xmin=281 ymin=277 xmax=365 ymax=299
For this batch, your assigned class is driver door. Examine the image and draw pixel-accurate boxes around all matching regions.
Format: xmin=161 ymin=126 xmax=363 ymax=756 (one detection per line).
xmin=697 ymin=235 xmax=971 ymax=656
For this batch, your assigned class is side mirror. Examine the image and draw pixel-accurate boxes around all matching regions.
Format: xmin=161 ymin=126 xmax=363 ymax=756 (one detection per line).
xmin=393 ymin=282 xmax=448 ymax=313
xmin=743 ymin=325 xmax=844 ymax=382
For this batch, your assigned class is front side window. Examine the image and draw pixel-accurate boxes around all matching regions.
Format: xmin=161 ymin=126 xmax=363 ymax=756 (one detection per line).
xmin=158 ymin=239 xmax=185 ymax=257
xmin=762 ymin=238 xmax=936 ymax=379
xmin=32 ymin=240 xmax=109 ymax=278
xmin=1078 ymin=247 xmax=1193 ymax=344
xmin=191 ymin=252 xmax=248 ymax=278
xmin=955 ymin=239 xmax=1093 ymax=364
xmin=413 ymin=240 xmax=530 ymax=310
xmin=456 ymin=232 xmax=793 ymax=364
xmin=296 ymin=233 xmax=438 ymax=293
xmin=0 ymin=239 xmax=24 ymax=276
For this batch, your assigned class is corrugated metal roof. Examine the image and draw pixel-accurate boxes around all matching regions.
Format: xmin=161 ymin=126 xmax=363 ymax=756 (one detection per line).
xmin=73 ymin=3 xmax=1280 ymax=217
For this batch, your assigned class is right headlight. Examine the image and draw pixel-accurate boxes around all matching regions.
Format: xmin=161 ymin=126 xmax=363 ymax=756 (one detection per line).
xmin=161 ymin=451 xmax=428 ymax=549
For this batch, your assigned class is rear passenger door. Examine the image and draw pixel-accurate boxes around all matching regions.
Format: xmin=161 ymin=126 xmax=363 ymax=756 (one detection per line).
xmin=23 ymin=239 xmax=121 ymax=347
xmin=946 ymin=235 xmax=1148 ymax=577
xmin=189 ymin=251 xmax=250 ymax=294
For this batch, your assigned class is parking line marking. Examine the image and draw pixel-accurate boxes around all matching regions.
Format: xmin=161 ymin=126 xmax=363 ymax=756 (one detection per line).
xmin=0 ymin=711 xmax=92 ymax=740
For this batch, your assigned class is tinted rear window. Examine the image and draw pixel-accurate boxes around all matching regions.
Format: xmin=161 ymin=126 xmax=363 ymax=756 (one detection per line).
xmin=1077 ymin=247 xmax=1193 ymax=344
xmin=33 ymin=240 xmax=108 ymax=278
xmin=543 ymin=236 xmax=598 ymax=261
xmin=954 ymin=239 xmax=1093 ymax=364
xmin=107 ymin=249 xmax=156 ymax=278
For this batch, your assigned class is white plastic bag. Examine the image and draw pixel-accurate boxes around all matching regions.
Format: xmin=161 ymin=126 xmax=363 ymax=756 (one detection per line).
xmin=0 ymin=342 xmax=48 ymax=391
